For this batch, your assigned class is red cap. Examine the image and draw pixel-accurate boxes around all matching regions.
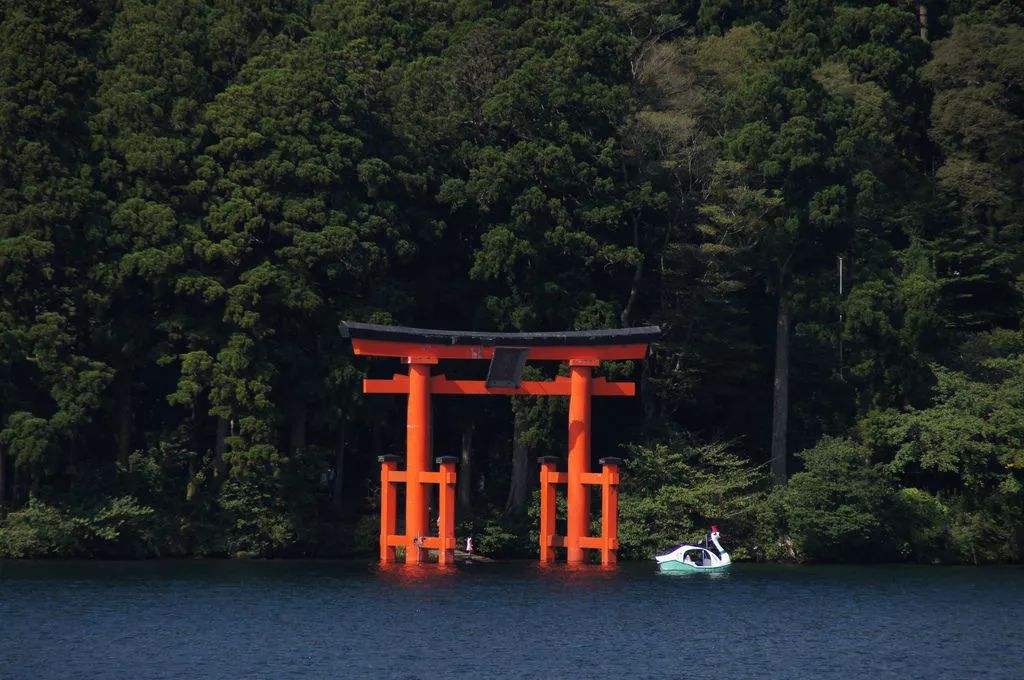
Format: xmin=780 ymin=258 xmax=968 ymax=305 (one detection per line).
xmin=711 ymin=525 xmax=718 ymax=533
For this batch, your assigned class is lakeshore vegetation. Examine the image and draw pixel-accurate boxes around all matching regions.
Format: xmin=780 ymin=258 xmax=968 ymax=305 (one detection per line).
xmin=1 ymin=0 xmax=1022 ymax=563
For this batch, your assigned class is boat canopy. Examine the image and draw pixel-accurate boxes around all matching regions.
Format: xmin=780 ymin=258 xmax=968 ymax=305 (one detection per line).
xmin=655 ymin=544 xmax=717 ymax=563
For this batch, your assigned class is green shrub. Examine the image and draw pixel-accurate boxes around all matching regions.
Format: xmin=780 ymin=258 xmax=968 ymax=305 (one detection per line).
xmin=0 ymin=498 xmax=82 ymax=558
xmin=617 ymin=437 xmax=766 ymax=560
xmin=0 ymin=495 xmax=156 ymax=558
xmin=351 ymin=514 xmax=379 ymax=556
xmin=771 ymin=437 xmax=896 ymax=562
xmin=82 ymin=496 xmax=157 ymax=558
xmin=218 ymin=479 xmax=295 ymax=557
xmin=892 ymin=487 xmax=951 ymax=562
xmin=475 ymin=511 xmax=532 ymax=557
xmin=946 ymin=505 xmax=1020 ymax=564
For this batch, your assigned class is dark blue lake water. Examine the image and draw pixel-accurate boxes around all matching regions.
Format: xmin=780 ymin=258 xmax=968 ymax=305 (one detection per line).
xmin=1 ymin=560 xmax=1022 ymax=679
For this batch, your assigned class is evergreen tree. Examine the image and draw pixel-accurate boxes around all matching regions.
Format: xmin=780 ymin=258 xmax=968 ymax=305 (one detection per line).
xmin=0 ymin=0 xmax=108 ymax=499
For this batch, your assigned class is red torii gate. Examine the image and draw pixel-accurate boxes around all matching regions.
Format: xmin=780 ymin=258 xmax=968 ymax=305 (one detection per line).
xmin=340 ymin=321 xmax=659 ymax=565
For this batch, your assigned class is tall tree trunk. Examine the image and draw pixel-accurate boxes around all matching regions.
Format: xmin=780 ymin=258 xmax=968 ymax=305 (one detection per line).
xmin=0 ymin=443 xmax=7 ymax=516
xmin=289 ymin=399 xmax=307 ymax=454
xmin=115 ymin=372 xmax=132 ymax=466
xmin=332 ymin=418 xmax=346 ymax=508
xmin=458 ymin=422 xmax=474 ymax=511
xmin=214 ymin=416 xmax=228 ymax=477
xmin=11 ymin=458 xmax=19 ymax=506
xmin=771 ymin=293 xmax=791 ymax=485
xmin=371 ymin=412 xmax=384 ymax=457
xmin=504 ymin=407 xmax=530 ymax=516
xmin=918 ymin=4 xmax=928 ymax=41
xmin=186 ymin=400 xmax=200 ymax=500
xmin=620 ymin=216 xmax=644 ymax=327
xmin=640 ymin=351 xmax=656 ymax=429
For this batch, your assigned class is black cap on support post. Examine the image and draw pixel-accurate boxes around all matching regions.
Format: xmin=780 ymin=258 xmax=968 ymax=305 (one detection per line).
xmin=598 ymin=457 xmax=623 ymax=466
xmin=378 ymin=455 xmax=401 ymax=464
xmin=435 ymin=456 xmax=459 ymax=465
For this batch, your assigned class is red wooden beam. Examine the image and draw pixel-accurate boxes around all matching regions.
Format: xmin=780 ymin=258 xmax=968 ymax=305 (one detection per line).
xmin=579 ymin=536 xmax=616 ymax=549
xmin=363 ymin=374 xmax=635 ymax=397
xmin=351 ymin=338 xmax=649 ymax=361
xmin=548 ymin=535 xmax=567 ymax=548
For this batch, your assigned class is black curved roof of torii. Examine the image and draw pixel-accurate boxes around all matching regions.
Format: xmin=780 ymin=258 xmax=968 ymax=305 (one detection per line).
xmin=339 ymin=321 xmax=661 ymax=347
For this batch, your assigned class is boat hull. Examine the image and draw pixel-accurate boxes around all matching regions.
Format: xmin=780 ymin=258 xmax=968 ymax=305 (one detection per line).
xmin=657 ymin=560 xmax=731 ymax=573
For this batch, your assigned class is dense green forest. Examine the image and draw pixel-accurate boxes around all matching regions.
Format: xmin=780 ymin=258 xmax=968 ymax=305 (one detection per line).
xmin=1 ymin=0 xmax=1021 ymax=563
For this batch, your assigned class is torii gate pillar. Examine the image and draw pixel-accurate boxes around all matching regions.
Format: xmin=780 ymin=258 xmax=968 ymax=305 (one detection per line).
xmin=405 ymin=361 xmax=432 ymax=563
xmin=567 ymin=362 xmax=593 ymax=563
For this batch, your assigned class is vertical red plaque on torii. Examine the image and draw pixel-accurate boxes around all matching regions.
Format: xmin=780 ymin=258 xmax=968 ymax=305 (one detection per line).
xmin=340 ymin=321 xmax=659 ymax=565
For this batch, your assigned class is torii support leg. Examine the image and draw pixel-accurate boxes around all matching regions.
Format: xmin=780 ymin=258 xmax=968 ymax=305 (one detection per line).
xmin=538 ymin=456 xmax=560 ymax=563
xmin=436 ymin=456 xmax=457 ymax=565
xmin=406 ymin=362 xmax=432 ymax=564
xmin=567 ymin=361 xmax=595 ymax=563
xmin=378 ymin=455 xmax=400 ymax=563
xmin=599 ymin=457 xmax=621 ymax=566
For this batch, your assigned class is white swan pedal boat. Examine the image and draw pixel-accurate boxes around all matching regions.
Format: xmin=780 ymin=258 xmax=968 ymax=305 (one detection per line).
xmin=656 ymin=526 xmax=731 ymax=573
